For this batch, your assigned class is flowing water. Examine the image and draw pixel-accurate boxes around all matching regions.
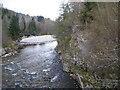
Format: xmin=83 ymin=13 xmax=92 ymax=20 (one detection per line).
xmin=2 ymin=40 xmax=78 ymax=88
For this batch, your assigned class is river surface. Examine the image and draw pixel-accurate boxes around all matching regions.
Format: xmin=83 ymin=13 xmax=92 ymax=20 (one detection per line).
xmin=2 ymin=40 xmax=78 ymax=88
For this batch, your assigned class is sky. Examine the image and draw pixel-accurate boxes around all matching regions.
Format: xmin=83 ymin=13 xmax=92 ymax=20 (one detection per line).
xmin=0 ymin=0 xmax=68 ymax=20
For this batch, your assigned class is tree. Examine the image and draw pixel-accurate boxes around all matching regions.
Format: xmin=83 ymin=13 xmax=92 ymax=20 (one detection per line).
xmin=2 ymin=8 xmax=11 ymax=19
xmin=56 ymin=3 xmax=73 ymax=47
xmin=9 ymin=15 xmax=21 ymax=40
xmin=37 ymin=16 xmax=44 ymax=22
xmin=21 ymin=16 xmax=26 ymax=31
xmin=27 ymin=18 xmax=36 ymax=35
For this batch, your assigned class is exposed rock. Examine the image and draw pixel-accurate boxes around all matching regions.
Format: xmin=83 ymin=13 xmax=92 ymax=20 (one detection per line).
xmin=62 ymin=63 xmax=70 ymax=72
xmin=76 ymin=73 xmax=84 ymax=88
xmin=0 ymin=49 xmax=6 ymax=56
xmin=1 ymin=49 xmax=18 ymax=58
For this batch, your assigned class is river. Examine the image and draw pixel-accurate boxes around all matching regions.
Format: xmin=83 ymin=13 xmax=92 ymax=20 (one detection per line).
xmin=2 ymin=38 xmax=78 ymax=88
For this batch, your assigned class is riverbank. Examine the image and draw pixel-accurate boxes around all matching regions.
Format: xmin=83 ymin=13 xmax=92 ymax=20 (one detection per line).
xmin=56 ymin=2 xmax=119 ymax=88
xmin=0 ymin=41 xmax=19 ymax=58
xmin=1 ymin=35 xmax=57 ymax=58
xmin=0 ymin=48 xmax=18 ymax=58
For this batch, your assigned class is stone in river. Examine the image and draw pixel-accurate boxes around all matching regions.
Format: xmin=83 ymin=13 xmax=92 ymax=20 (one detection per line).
xmin=29 ymin=72 xmax=37 ymax=75
xmin=12 ymin=73 xmax=17 ymax=76
xmin=4 ymin=67 xmax=13 ymax=71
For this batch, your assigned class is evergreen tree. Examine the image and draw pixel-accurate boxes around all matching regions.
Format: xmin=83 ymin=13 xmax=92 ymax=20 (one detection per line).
xmin=28 ymin=18 xmax=36 ymax=35
xmin=9 ymin=15 xmax=21 ymax=40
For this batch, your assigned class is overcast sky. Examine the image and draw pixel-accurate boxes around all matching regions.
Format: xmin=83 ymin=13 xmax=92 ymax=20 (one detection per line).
xmin=0 ymin=0 xmax=68 ymax=20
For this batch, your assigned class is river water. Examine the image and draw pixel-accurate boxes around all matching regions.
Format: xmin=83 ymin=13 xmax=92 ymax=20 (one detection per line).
xmin=2 ymin=41 xmax=78 ymax=88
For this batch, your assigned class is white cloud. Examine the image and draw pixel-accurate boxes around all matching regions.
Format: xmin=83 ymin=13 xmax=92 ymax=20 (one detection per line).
xmin=1 ymin=0 xmax=66 ymax=20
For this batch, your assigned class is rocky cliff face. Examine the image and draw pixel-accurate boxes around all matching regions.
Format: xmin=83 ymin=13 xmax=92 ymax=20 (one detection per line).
xmin=57 ymin=2 xmax=119 ymax=88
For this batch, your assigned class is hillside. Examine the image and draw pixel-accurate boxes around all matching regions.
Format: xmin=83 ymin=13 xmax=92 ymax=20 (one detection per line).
xmin=2 ymin=8 xmax=57 ymax=48
xmin=56 ymin=2 xmax=119 ymax=88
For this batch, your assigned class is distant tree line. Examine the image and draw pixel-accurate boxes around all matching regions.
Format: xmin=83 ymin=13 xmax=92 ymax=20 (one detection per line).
xmin=2 ymin=8 xmax=56 ymax=41
xmin=9 ymin=15 xmax=38 ymax=40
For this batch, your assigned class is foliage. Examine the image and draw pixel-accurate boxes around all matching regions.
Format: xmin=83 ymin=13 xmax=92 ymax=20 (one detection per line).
xmin=20 ymin=17 xmax=26 ymax=36
xmin=27 ymin=18 xmax=37 ymax=36
xmin=9 ymin=15 xmax=22 ymax=40
xmin=37 ymin=16 xmax=44 ymax=22
xmin=56 ymin=2 xmax=97 ymax=47
xmin=22 ymin=17 xmax=26 ymax=31
xmin=79 ymin=2 xmax=96 ymax=23
xmin=56 ymin=3 xmax=73 ymax=47
xmin=2 ymin=8 xmax=11 ymax=19
xmin=57 ymin=2 xmax=118 ymax=88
